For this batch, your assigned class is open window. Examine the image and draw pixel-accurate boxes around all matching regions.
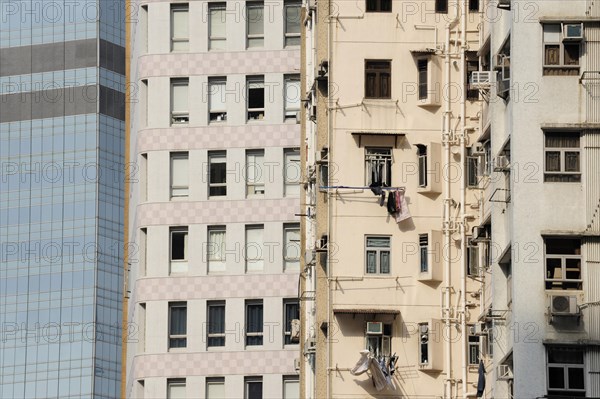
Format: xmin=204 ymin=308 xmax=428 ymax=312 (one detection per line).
xmin=246 ymin=150 xmax=265 ymax=196
xmin=284 ymin=75 xmax=300 ymax=120
xmin=170 ymin=227 xmax=188 ymax=274
xmin=365 ymin=322 xmax=392 ymax=359
xmin=416 ymin=142 xmax=441 ymax=193
xmin=417 ymin=231 xmax=442 ymax=282
xmin=208 ymin=151 xmax=227 ymax=197
xmin=545 ymin=238 xmax=582 ymax=290
xmin=365 ymin=148 xmax=392 ymax=187
xmin=418 ymin=319 xmax=444 ymax=371
xmin=366 ymin=0 xmax=391 ymax=12
xmin=414 ymin=57 xmax=441 ymax=107
xmin=247 ymin=77 xmax=265 ymax=120
xmin=284 ymin=299 xmax=300 ymax=345
xmin=208 ymin=78 xmax=227 ymax=122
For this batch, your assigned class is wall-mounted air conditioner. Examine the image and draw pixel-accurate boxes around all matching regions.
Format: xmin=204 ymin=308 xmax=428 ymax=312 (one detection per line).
xmin=471 ymin=142 xmax=485 ymax=155
xmin=550 ymin=295 xmax=579 ymax=316
xmin=366 ymin=322 xmax=383 ymax=335
xmin=470 ymin=71 xmax=494 ymax=88
xmin=493 ymin=155 xmax=510 ymax=172
xmin=472 ymin=226 xmax=488 ymax=242
xmin=563 ymin=23 xmax=583 ymax=41
xmin=497 ymin=364 xmax=513 ymax=380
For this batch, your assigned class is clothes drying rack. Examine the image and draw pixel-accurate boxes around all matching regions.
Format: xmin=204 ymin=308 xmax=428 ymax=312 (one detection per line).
xmin=318 ymin=185 xmax=405 ymax=191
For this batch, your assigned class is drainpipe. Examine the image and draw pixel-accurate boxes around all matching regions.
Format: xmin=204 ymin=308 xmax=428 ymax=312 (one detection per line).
xmin=460 ymin=0 xmax=468 ymax=397
xmin=327 ymin=3 xmax=333 ymax=399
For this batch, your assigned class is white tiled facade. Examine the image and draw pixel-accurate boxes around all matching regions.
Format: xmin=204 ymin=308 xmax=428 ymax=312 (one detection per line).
xmin=126 ymin=1 xmax=301 ymax=398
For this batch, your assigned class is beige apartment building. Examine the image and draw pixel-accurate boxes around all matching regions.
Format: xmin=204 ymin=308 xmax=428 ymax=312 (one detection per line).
xmin=300 ymin=0 xmax=489 ymax=397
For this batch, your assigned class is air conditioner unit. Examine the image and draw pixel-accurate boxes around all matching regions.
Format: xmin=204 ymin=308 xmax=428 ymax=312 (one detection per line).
xmin=497 ymin=0 xmax=511 ymax=10
xmin=564 ymin=23 xmax=583 ymax=41
xmin=472 ymin=226 xmax=488 ymax=242
xmin=497 ymin=364 xmax=513 ymax=380
xmin=550 ymin=295 xmax=579 ymax=315
xmin=493 ymin=155 xmax=510 ymax=172
xmin=471 ymin=142 xmax=485 ymax=155
xmin=294 ymin=358 xmax=301 ymax=371
xmin=291 ymin=319 xmax=300 ymax=342
xmin=366 ymin=322 xmax=383 ymax=334
xmin=470 ymin=71 xmax=493 ymax=88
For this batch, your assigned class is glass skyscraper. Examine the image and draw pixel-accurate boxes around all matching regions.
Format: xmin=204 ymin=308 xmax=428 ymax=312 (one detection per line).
xmin=0 ymin=1 xmax=125 ymax=397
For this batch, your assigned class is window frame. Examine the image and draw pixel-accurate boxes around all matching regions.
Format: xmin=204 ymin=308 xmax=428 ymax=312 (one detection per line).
xmin=468 ymin=333 xmax=480 ymax=365
xmin=417 ymin=58 xmax=428 ymax=100
xmin=366 ymin=0 xmax=392 ymax=12
xmin=542 ymin=23 xmax=581 ymax=73
xmin=170 ymin=227 xmax=188 ymax=274
xmin=170 ymin=78 xmax=189 ymax=125
xmin=168 ymin=302 xmax=187 ymax=349
xmin=207 ymin=226 xmax=227 ymax=272
xmin=245 ymin=300 xmax=264 ymax=346
xmin=246 ymin=149 xmax=266 ymax=196
xmin=365 ymin=147 xmax=392 ymax=187
xmin=246 ymin=2 xmax=264 ymax=49
xmin=284 ymin=1 xmax=301 ymax=47
xmin=419 ymin=234 xmax=429 ymax=273
xmin=208 ymin=3 xmax=227 ymax=51
xmin=545 ymin=238 xmax=583 ymax=290
xmin=170 ymin=152 xmax=189 ymax=198
xmin=417 ymin=144 xmax=427 ymax=187
xmin=245 ymin=376 xmax=263 ymax=399
xmin=365 ymin=322 xmax=392 ymax=359
xmin=284 ymin=148 xmax=301 ymax=196
xmin=208 ymin=78 xmax=227 ymax=122
xmin=206 ymin=377 xmax=225 ymax=399
xmin=170 ymin=4 xmax=189 ymax=52
xmin=283 ymin=299 xmax=300 ymax=345
xmin=207 ymin=301 xmax=226 ymax=347
xmin=282 ymin=376 xmax=300 ymax=399
xmin=245 ymin=225 xmax=265 ymax=272
xmin=247 ymin=76 xmax=265 ymax=121
xmin=547 ymin=346 xmax=586 ymax=396
xmin=365 ymin=60 xmax=392 ymax=99
xmin=284 ymin=75 xmax=301 ymax=119
xmin=365 ymin=235 xmax=391 ymax=275
xmin=208 ymin=151 xmax=227 ymax=197
xmin=283 ymin=223 xmax=301 ymax=271
xmin=418 ymin=323 xmax=429 ymax=365
xmin=543 ymin=132 xmax=581 ymax=183
xmin=167 ymin=378 xmax=186 ymax=399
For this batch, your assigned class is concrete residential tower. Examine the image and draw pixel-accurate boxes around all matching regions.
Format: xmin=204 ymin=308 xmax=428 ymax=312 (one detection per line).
xmin=124 ymin=0 xmax=302 ymax=398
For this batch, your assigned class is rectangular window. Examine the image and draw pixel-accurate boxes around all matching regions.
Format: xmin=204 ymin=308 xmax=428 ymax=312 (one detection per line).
xmin=284 ymin=299 xmax=300 ymax=345
xmin=209 ymin=78 xmax=227 ymax=122
xmin=418 ymin=59 xmax=428 ymax=100
xmin=245 ymin=300 xmax=263 ymax=346
xmin=419 ymin=323 xmax=429 ymax=364
xmin=544 ymin=132 xmax=581 ymax=182
xmin=245 ymin=225 xmax=264 ymax=272
xmin=247 ymin=77 xmax=265 ymax=120
xmin=365 ymin=148 xmax=392 ymax=187
xmin=365 ymin=60 xmax=391 ymax=99
xmin=417 ymin=144 xmax=427 ymax=187
xmin=435 ymin=0 xmax=448 ymax=13
xmin=468 ymin=0 xmax=479 ymax=12
xmin=207 ymin=301 xmax=226 ymax=347
xmin=169 ymin=302 xmax=187 ymax=348
xmin=170 ymin=152 xmax=189 ymax=198
xmin=284 ymin=148 xmax=301 ymax=196
xmin=284 ymin=1 xmax=301 ymax=47
xmin=170 ymin=228 xmax=188 ymax=273
xmin=167 ymin=379 xmax=186 ymax=399
xmin=366 ymin=0 xmax=391 ymax=12
xmin=206 ymin=377 xmax=225 ymax=399
xmin=468 ymin=334 xmax=480 ymax=365
xmin=209 ymin=3 xmax=226 ymax=50
xmin=284 ymin=75 xmax=301 ymax=119
xmin=545 ymin=238 xmax=582 ymax=290
xmin=246 ymin=150 xmax=265 ymax=196
xmin=467 ymin=156 xmax=479 ymax=187
xmin=366 ymin=323 xmax=392 ymax=358
xmin=209 ymin=151 xmax=227 ymax=196
xmin=284 ymin=223 xmax=301 ymax=271
xmin=543 ymin=24 xmax=581 ymax=75
xmin=171 ymin=79 xmax=189 ymax=125
xmin=466 ymin=57 xmax=480 ymax=101
xmin=283 ymin=377 xmax=300 ymax=399
xmin=419 ymin=234 xmax=428 ymax=273
xmin=547 ymin=347 xmax=585 ymax=396
xmin=207 ymin=226 xmax=226 ymax=272
xmin=247 ymin=2 xmax=264 ymax=48
xmin=171 ymin=5 xmax=189 ymax=51
xmin=365 ymin=236 xmax=391 ymax=274
xmin=467 ymin=243 xmax=479 ymax=277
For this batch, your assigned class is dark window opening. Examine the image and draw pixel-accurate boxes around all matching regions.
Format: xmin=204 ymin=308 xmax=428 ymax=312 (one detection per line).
xmin=366 ymin=0 xmax=391 ymax=12
xmin=418 ymin=59 xmax=428 ymax=100
xmin=365 ymin=60 xmax=391 ymax=99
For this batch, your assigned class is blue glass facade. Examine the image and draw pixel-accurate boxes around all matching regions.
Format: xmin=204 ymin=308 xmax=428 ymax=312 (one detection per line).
xmin=0 ymin=1 xmax=124 ymax=397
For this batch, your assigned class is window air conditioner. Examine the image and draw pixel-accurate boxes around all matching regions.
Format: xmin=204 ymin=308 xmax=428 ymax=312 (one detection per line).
xmin=563 ymin=23 xmax=583 ymax=41
xmin=366 ymin=322 xmax=383 ymax=334
xmin=291 ymin=319 xmax=301 ymax=342
xmin=472 ymin=226 xmax=488 ymax=242
xmin=497 ymin=364 xmax=513 ymax=380
xmin=493 ymin=155 xmax=510 ymax=172
xmin=550 ymin=295 xmax=579 ymax=315
xmin=471 ymin=142 xmax=485 ymax=155
xmin=470 ymin=71 xmax=493 ymax=88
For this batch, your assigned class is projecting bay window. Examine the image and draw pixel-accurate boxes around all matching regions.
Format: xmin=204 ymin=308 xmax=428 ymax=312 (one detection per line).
xmin=170 ymin=227 xmax=188 ymax=274
xmin=171 ymin=4 xmax=189 ymax=52
xmin=365 ymin=236 xmax=391 ymax=274
xmin=544 ymin=132 xmax=581 ymax=182
xmin=543 ymin=23 xmax=581 ymax=76
xmin=171 ymin=79 xmax=189 ymax=125
xmin=168 ymin=302 xmax=187 ymax=348
xmin=208 ymin=151 xmax=227 ymax=197
xmin=545 ymin=238 xmax=582 ymax=290
xmin=284 ymin=1 xmax=301 ymax=47
xmin=207 ymin=226 xmax=226 ymax=273
xmin=209 ymin=78 xmax=227 ymax=122
xmin=547 ymin=346 xmax=585 ymax=397
xmin=207 ymin=301 xmax=226 ymax=347
xmin=247 ymin=77 xmax=265 ymax=121
xmin=247 ymin=2 xmax=264 ymax=48
xmin=284 ymin=75 xmax=300 ymax=120
xmin=419 ymin=323 xmax=430 ymax=365
xmin=365 ymin=148 xmax=392 ymax=187
xmin=245 ymin=300 xmax=264 ymax=346
xmin=246 ymin=150 xmax=265 ymax=196
xmin=419 ymin=234 xmax=428 ymax=273
xmin=170 ymin=152 xmax=189 ymax=198
xmin=209 ymin=3 xmax=226 ymax=50
xmin=365 ymin=60 xmax=391 ymax=99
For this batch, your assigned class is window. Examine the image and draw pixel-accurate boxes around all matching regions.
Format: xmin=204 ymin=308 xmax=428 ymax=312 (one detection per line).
xmin=171 ymin=79 xmax=189 ymax=125
xmin=209 ymin=78 xmax=227 ymax=122
xmin=547 ymin=347 xmax=585 ymax=397
xmin=247 ymin=2 xmax=264 ymax=48
xmin=365 ymin=60 xmax=391 ymax=99
xmin=365 ymin=236 xmax=391 ymax=274
xmin=545 ymin=238 xmax=582 ymax=290
xmin=284 ymin=223 xmax=300 ymax=271
xmin=247 ymin=77 xmax=265 ymax=120
xmin=207 ymin=301 xmax=225 ymax=347
xmin=467 ymin=243 xmax=479 ymax=277
xmin=168 ymin=302 xmax=187 ymax=348
xmin=435 ymin=0 xmax=448 ymax=13
xmin=466 ymin=56 xmax=479 ymax=101
xmin=283 ymin=377 xmax=299 ymax=399
xmin=171 ymin=5 xmax=189 ymax=51
xmin=417 ymin=59 xmax=428 ymax=100
xmin=544 ymin=132 xmax=581 ymax=182
xmin=417 ymin=145 xmax=427 ymax=187
xmin=207 ymin=226 xmax=226 ymax=272
xmin=245 ymin=300 xmax=263 ymax=346
xmin=467 ymin=155 xmax=479 ymax=187
xmin=365 ymin=148 xmax=392 ymax=187
xmin=366 ymin=323 xmax=392 ymax=359
xmin=170 ymin=228 xmax=188 ymax=273
xmin=170 ymin=152 xmax=188 ymax=198
xmin=284 ymin=75 xmax=301 ymax=120
xmin=284 ymin=148 xmax=301 ymax=196
xmin=209 ymin=3 xmax=226 ymax=50
xmin=468 ymin=333 xmax=480 ymax=365
xmin=246 ymin=150 xmax=265 ymax=196
xmin=284 ymin=299 xmax=299 ymax=345
xmin=167 ymin=379 xmax=186 ymax=399
xmin=543 ymin=24 xmax=581 ymax=76
xmin=206 ymin=377 xmax=225 ymax=399
xmin=245 ymin=225 xmax=264 ymax=272
xmin=419 ymin=323 xmax=429 ymax=364
xmin=468 ymin=0 xmax=479 ymax=12
xmin=208 ymin=151 xmax=227 ymax=196
xmin=284 ymin=1 xmax=301 ymax=47
xmin=245 ymin=377 xmax=263 ymax=399
xmin=419 ymin=234 xmax=428 ymax=273
xmin=366 ymin=0 xmax=391 ymax=12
